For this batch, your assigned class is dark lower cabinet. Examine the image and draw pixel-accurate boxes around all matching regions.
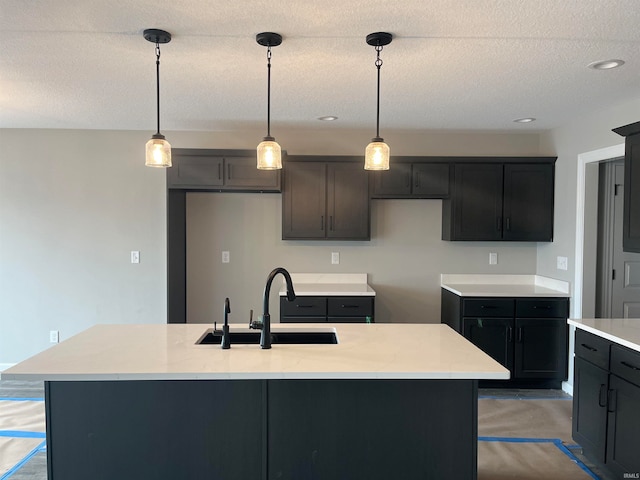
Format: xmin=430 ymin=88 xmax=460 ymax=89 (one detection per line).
xmin=572 ymin=329 xmax=640 ymax=478
xmin=442 ymin=290 xmax=569 ymax=387
xmin=45 ymin=378 xmax=480 ymax=480
xmin=463 ymin=317 xmax=513 ymax=372
xmin=267 ymin=379 xmax=477 ymax=480
xmin=280 ymin=295 xmax=374 ymax=323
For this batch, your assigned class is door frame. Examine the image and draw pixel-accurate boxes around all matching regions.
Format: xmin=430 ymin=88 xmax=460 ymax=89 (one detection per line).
xmin=574 ymin=143 xmax=625 ymax=318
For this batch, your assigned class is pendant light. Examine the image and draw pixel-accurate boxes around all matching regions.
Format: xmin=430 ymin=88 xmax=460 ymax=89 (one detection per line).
xmin=144 ymin=29 xmax=172 ymax=168
xmin=256 ymin=32 xmax=283 ymax=170
xmin=364 ymin=32 xmax=392 ymax=171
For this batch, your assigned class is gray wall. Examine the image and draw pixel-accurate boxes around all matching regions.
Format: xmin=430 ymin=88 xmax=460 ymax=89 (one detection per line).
xmin=1 ymin=127 xmax=542 ymax=365
xmin=187 ymin=195 xmax=538 ymax=325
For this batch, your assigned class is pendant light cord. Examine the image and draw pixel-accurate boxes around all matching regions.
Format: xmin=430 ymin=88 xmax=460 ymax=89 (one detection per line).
xmin=155 ymin=42 xmax=161 ymax=135
xmin=266 ymin=45 xmax=272 ymax=138
xmin=375 ymin=45 xmax=383 ymax=139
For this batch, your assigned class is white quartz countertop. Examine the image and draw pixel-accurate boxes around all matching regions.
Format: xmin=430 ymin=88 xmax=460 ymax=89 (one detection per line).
xmin=440 ymin=274 xmax=570 ymax=297
xmin=1 ymin=323 xmax=509 ymax=381
xmin=568 ymin=318 xmax=640 ymax=353
xmin=278 ymin=273 xmax=375 ymax=296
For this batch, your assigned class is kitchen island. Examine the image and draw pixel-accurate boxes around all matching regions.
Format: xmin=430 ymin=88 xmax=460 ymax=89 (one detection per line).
xmin=2 ymin=323 xmax=508 ymax=480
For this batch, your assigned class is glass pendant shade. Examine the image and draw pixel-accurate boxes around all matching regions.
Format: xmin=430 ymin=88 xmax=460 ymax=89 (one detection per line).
xmin=257 ymin=136 xmax=282 ymax=170
xmin=145 ymin=134 xmax=172 ymax=167
xmin=364 ymin=138 xmax=390 ymax=170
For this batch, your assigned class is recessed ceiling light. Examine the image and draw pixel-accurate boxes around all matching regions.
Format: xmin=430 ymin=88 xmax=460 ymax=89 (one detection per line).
xmin=588 ymin=59 xmax=625 ymax=70
xmin=513 ymin=117 xmax=536 ymax=123
xmin=318 ymin=116 xmax=338 ymax=121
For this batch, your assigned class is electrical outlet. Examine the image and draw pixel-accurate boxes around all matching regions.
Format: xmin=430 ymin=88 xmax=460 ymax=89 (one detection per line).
xmin=130 ymin=251 xmax=140 ymax=264
xmin=557 ymin=256 xmax=568 ymax=271
xmin=331 ymin=252 xmax=340 ymax=265
xmin=50 ymin=330 xmax=59 ymax=343
xmin=489 ymin=252 xmax=498 ymax=265
xmin=222 ymin=251 xmax=230 ymax=264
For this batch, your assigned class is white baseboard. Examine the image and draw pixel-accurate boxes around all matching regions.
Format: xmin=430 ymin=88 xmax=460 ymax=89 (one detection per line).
xmin=562 ymin=380 xmax=573 ymax=397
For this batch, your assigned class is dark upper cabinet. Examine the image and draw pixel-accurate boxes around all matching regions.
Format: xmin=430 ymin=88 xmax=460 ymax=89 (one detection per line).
xmin=283 ymin=158 xmax=370 ymax=240
xmin=613 ymin=122 xmax=640 ymax=253
xmin=371 ymin=161 xmax=450 ymax=198
xmin=168 ymin=149 xmax=281 ymax=192
xmin=442 ymin=159 xmax=555 ymax=241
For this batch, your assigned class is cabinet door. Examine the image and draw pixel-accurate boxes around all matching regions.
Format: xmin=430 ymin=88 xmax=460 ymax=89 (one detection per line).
xmin=513 ymin=318 xmax=567 ymax=379
xmin=413 ymin=163 xmax=450 ymax=197
xmin=370 ymin=163 xmax=412 ymax=196
xmin=463 ymin=317 xmax=513 ymax=371
xmin=623 ymin=133 xmax=640 ymax=252
xmin=224 ymin=156 xmax=281 ymax=191
xmin=606 ymin=375 xmax=640 ymax=476
xmin=326 ymin=163 xmax=370 ymax=239
xmin=449 ymin=164 xmax=503 ymax=240
xmin=503 ymin=164 xmax=554 ymax=241
xmin=282 ymin=162 xmax=327 ymax=239
xmin=572 ymin=357 xmax=608 ymax=463
xmin=167 ymin=154 xmax=224 ymax=188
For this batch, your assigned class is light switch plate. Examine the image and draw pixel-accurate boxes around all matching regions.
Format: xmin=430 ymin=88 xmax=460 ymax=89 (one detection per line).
xmin=130 ymin=251 xmax=140 ymax=264
xmin=557 ymin=256 xmax=568 ymax=271
xmin=222 ymin=251 xmax=230 ymax=264
xmin=331 ymin=252 xmax=340 ymax=265
xmin=489 ymin=252 xmax=498 ymax=265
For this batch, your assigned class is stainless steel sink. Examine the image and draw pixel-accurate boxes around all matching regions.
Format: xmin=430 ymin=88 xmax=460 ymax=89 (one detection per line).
xmin=196 ymin=328 xmax=338 ymax=345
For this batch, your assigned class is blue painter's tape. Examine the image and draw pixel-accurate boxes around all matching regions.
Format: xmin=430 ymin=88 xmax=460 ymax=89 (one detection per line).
xmin=0 ymin=439 xmax=46 ymax=480
xmin=552 ymin=439 xmax=600 ymax=480
xmin=0 ymin=398 xmax=44 ymax=402
xmin=478 ymin=436 xmax=600 ymax=480
xmin=0 ymin=430 xmax=46 ymax=439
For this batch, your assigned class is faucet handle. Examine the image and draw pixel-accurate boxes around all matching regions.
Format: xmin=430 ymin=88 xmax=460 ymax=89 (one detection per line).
xmin=249 ymin=311 xmax=263 ymax=330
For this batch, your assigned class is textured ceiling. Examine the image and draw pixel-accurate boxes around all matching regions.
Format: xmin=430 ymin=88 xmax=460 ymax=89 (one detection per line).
xmin=1 ymin=0 xmax=640 ymax=133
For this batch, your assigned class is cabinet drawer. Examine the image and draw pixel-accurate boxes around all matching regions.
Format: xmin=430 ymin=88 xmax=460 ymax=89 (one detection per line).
xmin=575 ymin=329 xmax=611 ymax=370
xmin=328 ymin=316 xmax=369 ymax=323
xmin=280 ymin=297 xmax=327 ymax=316
xmin=327 ymin=297 xmax=374 ymax=316
xmin=611 ymin=344 xmax=640 ymax=387
xmin=462 ymin=299 xmax=514 ymax=317
xmin=516 ymin=298 xmax=568 ymax=318
xmin=280 ymin=316 xmax=327 ymax=323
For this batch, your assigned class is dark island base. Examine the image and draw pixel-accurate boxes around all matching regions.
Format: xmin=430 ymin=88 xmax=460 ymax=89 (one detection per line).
xmin=45 ymin=378 xmax=478 ymax=480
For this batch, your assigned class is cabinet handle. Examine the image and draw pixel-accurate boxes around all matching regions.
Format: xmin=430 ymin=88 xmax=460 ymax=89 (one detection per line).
xmin=507 ymin=326 xmax=513 ymax=342
xmin=580 ymin=343 xmax=598 ymax=352
xmin=218 ymin=163 xmax=222 ymax=180
xmin=415 ymin=173 xmax=420 ymax=188
xmin=533 ymin=305 xmax=552 ymax=309
xmin=330 ymin=216 xmax=334 ymax=231
xmin=496 ymin=217 xmax=502 ymax=231
xmin=480 ymin=305 xmax=497 ymax=309
xmin=607 ymin=389 xmax=617 ymax=413
xmin=505 ymin=217 xmax=511 ymax=231
xmin=341 ymin=305 xmax=360 ymax=309
xmin=296 ymin=305 xmax=314 ymax=309
xmin=228 ymin=164 xmax=232 ymax=180
xmin=406 ymin=173 xmax=411 ymax=188
xmin=598 ymin=384 xmax=607 ymax=408
xmin=321 ymin=216 xmax=324 ymax=231
xmin=621 ymin=361 xmax=640 ymax=371
xmin=516 ymin=327 xmax=523 ymax=343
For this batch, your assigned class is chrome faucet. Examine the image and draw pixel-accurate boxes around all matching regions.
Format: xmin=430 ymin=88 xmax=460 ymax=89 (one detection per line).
xmin=250 ymin=267 xmax=296 ymax=349
xmin=221 ymin=297 xmax=231 ymax=349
